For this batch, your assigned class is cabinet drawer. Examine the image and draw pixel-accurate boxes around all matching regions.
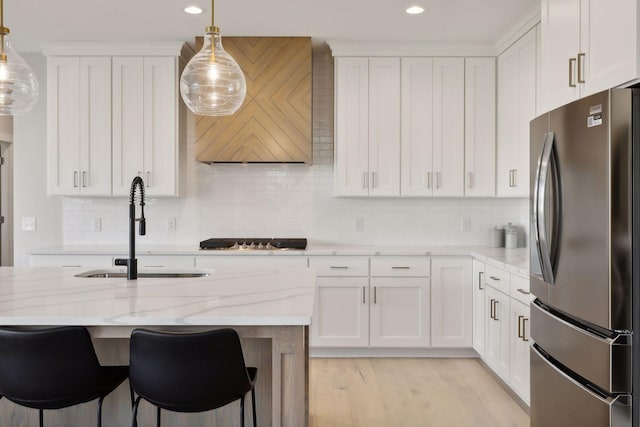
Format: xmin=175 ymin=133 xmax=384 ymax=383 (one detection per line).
xmin=485 ymin=264 xmax=510 ymax=294
xmin=195 ymin=256 xmax=308 ymax=273
xmin=510 ymin=273 xmax=532 ymax=305
xmin=370 ymin=256 xmax=430 ymax=277
xmin=308 ymin=256 xmax=369 ymax=277
xmin=136 ymin=255 xmax=196 ymax=268
xmin=30 ymin=254 xmax=115 ymax=267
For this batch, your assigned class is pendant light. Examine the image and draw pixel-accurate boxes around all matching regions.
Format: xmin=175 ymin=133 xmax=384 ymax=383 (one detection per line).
xmin=0 ymin=0 xmax=38 ymax=115
xmin=180 ymin=0 xmax=246 ymax=116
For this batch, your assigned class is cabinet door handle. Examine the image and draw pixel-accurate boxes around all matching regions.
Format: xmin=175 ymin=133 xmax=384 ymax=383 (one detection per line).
xmin=569 ymin=57 xmax=577 ymax=87
xmin=517 ymin=315 xmax=524 ymax=338
xmin=489 ymin=275 xmax=500 ymax=281
xmin=146 ymin=171 xmax=151 ymax=187
xmin=517 ymin=288 xmax=530 ymax=295
xmin=362 ymin=286 xmax=366 ymax=304
xmin=436 ymin=172 xmax=441 ymax=188
xmin=512 ymin=169 xmax=517 ymax=187
xmin=427 ymin=172 xmax=432 ymax=189
xmin=489 ymin=298 xmax=495 ymax=319
xmin=330 ymin=266 xmax=349 ymax=269
xmin=82 ymin=171 xmax=88 ymax=187
xmin=493 ymin=300 xmax=499 ymax=321
xmin=468 ymin=171 xmax=473 ymax=189
xmin=577 ymin=53 xmax=586 ymax=83
xmin=371 ymin=172 xmax=376 ymax=189
xmin=73 ymin=171 xmax=78 ymax=188
xmin=363 ymin=172 xmax=368 ymax=189
xmin=478 ymin=271 xmax=484 ymax=290
xmin=522 ymin=318 xmax=529 ymax=341
xmin=373 ymin=286 xmax=377 ymax=304
xmin=392 ymin=266 xmax=410 ymax=269
xmin=508 ymin=170 xmax=513 ymax=187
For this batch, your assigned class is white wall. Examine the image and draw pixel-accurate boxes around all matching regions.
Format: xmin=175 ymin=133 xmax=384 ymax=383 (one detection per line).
xmin=13 ymin=54 xmax=62 ymax=266
xmin=11 ymin=49 xmax=529 ymax=265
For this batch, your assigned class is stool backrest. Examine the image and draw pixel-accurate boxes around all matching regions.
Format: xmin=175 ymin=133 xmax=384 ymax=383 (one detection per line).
xmin=130 ymin=328 xmax=253 ymax=413
xmin=0 ymin=327 xmax=103 ymax=403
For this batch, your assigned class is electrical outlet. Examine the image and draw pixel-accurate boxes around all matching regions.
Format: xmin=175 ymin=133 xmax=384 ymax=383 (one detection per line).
xmin=21 ymin=217 xmax=36 ymax=231
xmin=353 ymin=217 xmax=364 ymax=232
xmin=461 ymin=218 xmax=471 ymax=232
xmin=91 ymin=218 xmax=102 ymax=232
xmin=167 ymin=217 xmax=177 ymax=231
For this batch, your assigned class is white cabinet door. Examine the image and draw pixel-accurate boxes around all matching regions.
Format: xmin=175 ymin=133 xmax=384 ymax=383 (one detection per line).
xmin=311 ymin=277 xmax=370 ymax=347
xmin=497 ymin=27 xmax=536 ymax=197
xmin=540 ymin=0 xmax=581 ymax=112
xmin=464 ymin=58 xmax=496 ymax=197
xmin=112 ymin=57 xmax=144 ymax=196
xmin=401 ymin=58 xmax=434 ymax=196
xmin=143 ymin=57 xmax=178 ymax=196
xmin=113 ymin=57 xmax=178 ymax=196
xmin=472 ymin=260 xmax=486 ymax=357
xmin=581 ymin=0 xmax=637 ymax=97
xmin=432 ymin=58 xmax=464 ymax=197
xmin=47 ymin=57 xmax=111 ymax=196
xmin=484 ymin=286 xmax=511 ymax=380
xmin=334 ymin=57 xmax=369 ymax=196
xmin=431 ymin=257 xmax=472 ymax=347
xmin=510 ymin=299 xmax=531 ymax=403
xmin=369 ymin=277 xmax=430 ymax=347
xmin=368 ymin=58 xmax=400 ymax=196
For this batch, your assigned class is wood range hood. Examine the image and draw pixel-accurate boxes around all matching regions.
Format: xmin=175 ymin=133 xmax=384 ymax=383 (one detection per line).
xmin=192 ymin=37 xmax=312 ymax=164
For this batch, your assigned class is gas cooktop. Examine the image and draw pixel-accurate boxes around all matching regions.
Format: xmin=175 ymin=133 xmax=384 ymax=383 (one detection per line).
xmin=199 ymin=238 xmax=307 ymax=251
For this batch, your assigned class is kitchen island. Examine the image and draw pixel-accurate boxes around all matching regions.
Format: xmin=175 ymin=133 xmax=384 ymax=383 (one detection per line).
xmin=0 ymin=266 xmax=315 ymax=427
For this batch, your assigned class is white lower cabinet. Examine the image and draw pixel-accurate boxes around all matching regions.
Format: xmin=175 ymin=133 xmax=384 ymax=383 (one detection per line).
xmin=431 ymin=257 xmax=472 ymax=347
xmin=510 ymin=298 xmax=531 ymax=403
xmin=369 ymin=277 xmax=430 ymax=347
xmin=194 ymin=255 xmax=308 ymax=272
xmin=471 ymin=259 xmax=486 ymax=356
xmin=311 ymin=277 xmax=370 ymax=347
xmin=484 ymin=285 xmax=511 ymax=380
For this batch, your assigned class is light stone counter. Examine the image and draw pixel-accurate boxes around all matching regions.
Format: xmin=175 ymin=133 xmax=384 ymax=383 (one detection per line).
xmin=0 ymin=266 xmax=314 ymax=427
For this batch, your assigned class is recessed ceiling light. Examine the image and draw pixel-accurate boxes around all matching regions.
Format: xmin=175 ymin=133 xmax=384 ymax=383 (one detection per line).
xmin=406 ymin=6 xmax=424 ymax=14
xmin=184 ymin=6 xmax=203 ymax=14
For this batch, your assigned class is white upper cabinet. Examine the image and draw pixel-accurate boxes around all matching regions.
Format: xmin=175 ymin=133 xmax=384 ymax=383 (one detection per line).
xmin=497 ymin=27 xmax=537 ymax=197
xmin=400 ymin=57 xmax=464 ymax=197
xmin=113 ymin=56 xmax=178 ymax=196
xmin=541 ymin=0 xmax=638 ymax=112
xmin=47 ymin=57 xmax=112 ymax=196
xmin=334 ymin=57 xmax=400 ymax=197
xmin=464 ymin=58 xmax=496 ymax=197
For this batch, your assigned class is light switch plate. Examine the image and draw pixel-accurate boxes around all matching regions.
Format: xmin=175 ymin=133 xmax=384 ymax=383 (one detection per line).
xmin=21 ymin=217 xmax=36 ymax=231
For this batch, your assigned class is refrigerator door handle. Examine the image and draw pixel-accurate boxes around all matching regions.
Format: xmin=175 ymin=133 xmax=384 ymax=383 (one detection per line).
xmin=533 ymin=132 xmax=557 ymax=284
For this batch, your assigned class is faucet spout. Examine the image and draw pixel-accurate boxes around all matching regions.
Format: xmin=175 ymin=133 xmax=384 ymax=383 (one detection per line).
xmin=114 ymin=176 xmax=147 ymax=280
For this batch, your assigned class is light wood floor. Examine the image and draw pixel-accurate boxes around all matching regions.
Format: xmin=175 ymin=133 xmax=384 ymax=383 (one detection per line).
xmin=309 ymin=358 xmax=529 ymax=427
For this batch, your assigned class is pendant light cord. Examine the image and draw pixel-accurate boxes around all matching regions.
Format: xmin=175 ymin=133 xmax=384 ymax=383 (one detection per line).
xmin=0 ymin=0 xmax=5 ymax=59
xmin=211 ymin=0 xmax=214 ymax=29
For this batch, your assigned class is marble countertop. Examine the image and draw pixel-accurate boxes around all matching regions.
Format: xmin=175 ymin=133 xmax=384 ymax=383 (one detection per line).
xmin=0 ymin=267 xmax=315 ymax=326
xmin=31 ymin=245 xmax=529 ymax=276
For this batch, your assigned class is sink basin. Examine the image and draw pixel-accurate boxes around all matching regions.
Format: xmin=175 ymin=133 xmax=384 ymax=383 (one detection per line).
xmin=75 ymin=269 xmax=212 ymax=278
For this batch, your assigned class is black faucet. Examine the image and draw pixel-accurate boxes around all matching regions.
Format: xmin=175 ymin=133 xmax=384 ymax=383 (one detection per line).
xmin=114 ymin=177 xmax=146 ymax=280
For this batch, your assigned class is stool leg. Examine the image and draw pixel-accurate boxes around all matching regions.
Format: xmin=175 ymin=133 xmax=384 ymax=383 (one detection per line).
xmin=131 ymin=396 xmax=142 ymax=427
xmin=157 ymin=406 xmax=161 ymax=427
xmin=240 ymin=395 xmax=245 ymax=427
xmin=97 ymin=396 xmax=105 ymax=427
xmin=251 ymin=388 xmax=257 ymax=427
xmin=39 ymin=409 xmax=43 ymax=427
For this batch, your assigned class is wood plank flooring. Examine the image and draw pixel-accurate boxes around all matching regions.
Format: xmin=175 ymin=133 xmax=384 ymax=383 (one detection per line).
xmin=309 ymin=358 xmax=529 ymax=427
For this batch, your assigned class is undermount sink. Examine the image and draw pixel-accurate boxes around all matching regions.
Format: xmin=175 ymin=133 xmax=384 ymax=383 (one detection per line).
xmin=75 ymin=269 xmax=212 ymax=279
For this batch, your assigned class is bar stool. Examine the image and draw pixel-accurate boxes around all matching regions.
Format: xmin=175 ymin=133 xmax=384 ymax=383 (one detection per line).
xmin=129 ymin=328 xmax=257 ymax=427
xmin=0 ymin=326 xmax=129 ymax=427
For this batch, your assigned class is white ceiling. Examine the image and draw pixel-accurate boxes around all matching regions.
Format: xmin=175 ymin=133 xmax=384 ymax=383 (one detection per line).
xmin=7 ymin=0 xmax=537 ymax=52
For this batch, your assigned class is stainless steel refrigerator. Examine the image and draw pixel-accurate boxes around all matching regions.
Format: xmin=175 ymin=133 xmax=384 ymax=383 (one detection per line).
xmin=530 ymin=89 xmax=639 ymax=426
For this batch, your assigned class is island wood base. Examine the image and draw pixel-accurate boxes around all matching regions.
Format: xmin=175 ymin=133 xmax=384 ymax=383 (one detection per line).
xmin=0 ymin=325 xmax=309 ymax=427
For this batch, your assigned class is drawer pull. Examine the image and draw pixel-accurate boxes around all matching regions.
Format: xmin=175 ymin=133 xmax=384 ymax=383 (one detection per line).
xmin=362 ymin=286 xmax=366 ymax=304
xmin=489 ymin=299 xmax=495 ymax=319
xmin=489 ymin=275 xmax=500 ymax=281
xmin=329 ymin=266 xmax=349 ymax=269
xmin=517 ymin=288 xmax=530 ymax=295
xmin=392 ymin=266 xmax=411 ymax=269
xmin=522 ymin=318 xmax=529 ymax=342
xmin=62 ymin=265 xmax=81 ymax=268
xmin=517 ymin=315 xmax=524 ymax=338
xmin=478 ymin=271 xmax=484 ymax=290
xmin=493 ymin=300 xmax=499 ymax=321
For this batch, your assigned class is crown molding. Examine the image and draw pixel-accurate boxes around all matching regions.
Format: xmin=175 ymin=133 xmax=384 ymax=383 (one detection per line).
xmin=494 ymin=1 xmax=541 ymax=54
xmin=42 ymin=41 xmax=184 ymax=57
xmin=327 ymin=41 xmax=497 ymax=57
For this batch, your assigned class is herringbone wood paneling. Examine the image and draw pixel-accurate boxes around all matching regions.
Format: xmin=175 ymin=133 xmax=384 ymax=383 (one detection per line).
xmin=194 ymin=37 xmax=312 ymax=163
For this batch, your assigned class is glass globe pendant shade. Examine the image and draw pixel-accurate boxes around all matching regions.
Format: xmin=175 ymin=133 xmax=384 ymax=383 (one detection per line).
xmin=0 ymin=33 xmax=38 ymax=115
xmin=180 ymin=30 xmax=246 ymax=116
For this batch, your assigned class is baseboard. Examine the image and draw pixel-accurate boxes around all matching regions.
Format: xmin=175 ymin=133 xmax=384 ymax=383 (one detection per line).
xmin=310 ymin=347 xmax=479 ymax=358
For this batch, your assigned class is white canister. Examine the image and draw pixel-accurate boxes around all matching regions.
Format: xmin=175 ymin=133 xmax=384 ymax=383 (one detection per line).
xmin=505 ymin=223 xmax=518 ymax=249
xmin=489 ymin=227 xmax=504 ymax=248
